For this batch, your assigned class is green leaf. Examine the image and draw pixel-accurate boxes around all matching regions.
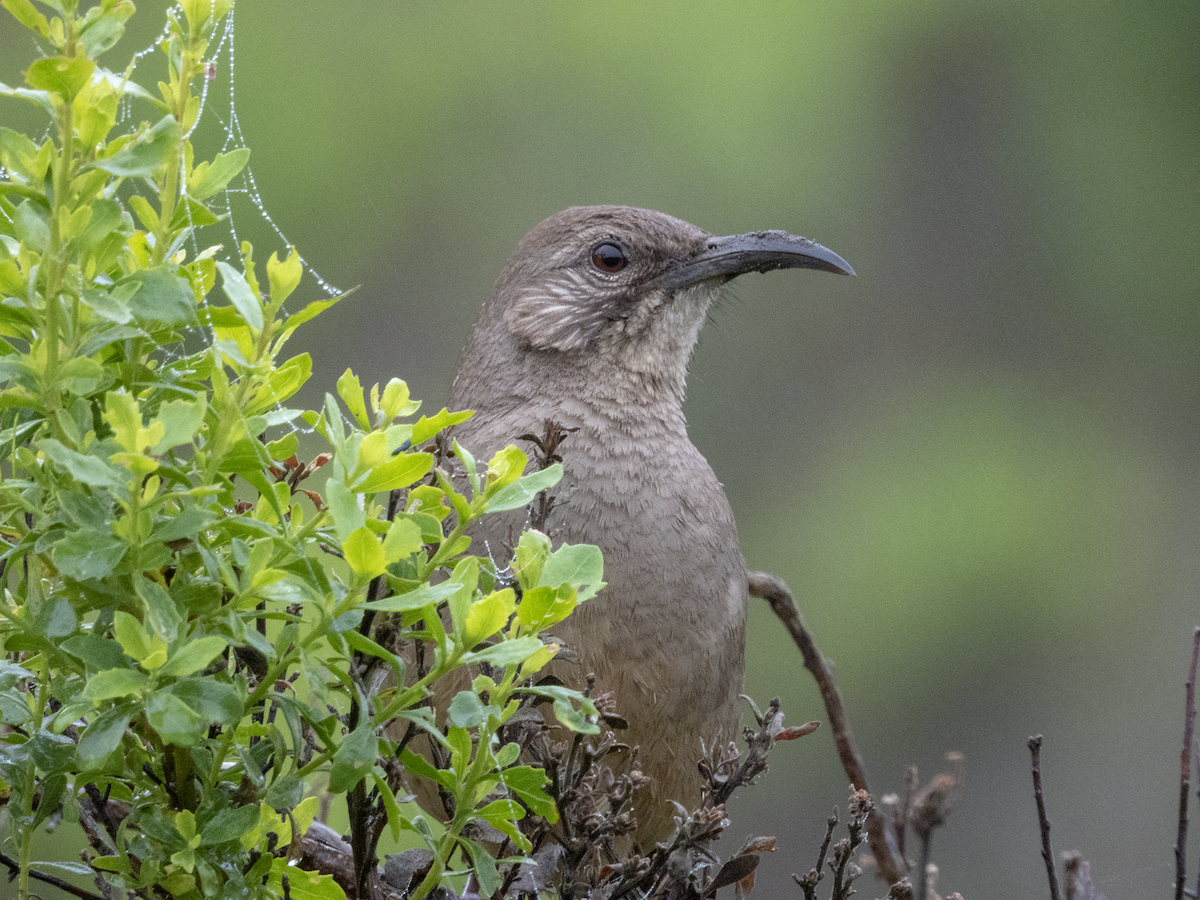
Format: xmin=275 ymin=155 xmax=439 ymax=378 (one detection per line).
xmin=104 ymin=389 xmax=157 ymax=454
xmin=342 ymin=631 xmax=405 ymax=684
xmin=516 ymin=585 xmax=575 ymax=632
xmin=324 ymin=478 xmax=365 ymax=541
xmin=113 ymin=610 xmax=163 ymax=668
xmin=90 ymin=115 xmax=179 ymax=177
xmin=280 ymin=292 xmax=349 ymax=338
xmin=189 ymin=147 xmax=250 ymax=200
xmin=146 ymin=690 xmax=206 ymax=745
xmin=336 ymin=369 xmax=369 ymax=429
xmin=152 ymin=396 xmax=207 ymax=452
xmin=447 ymin=691 xmax=500 ymax=729
xmin=0 ymin=128 xmax=40 ymax=184
xmin=328 ymin=721 xmax=378 ymax=793
xmin=54 ymin=529 xmax=126 ymax=581
xmin=265 ymin=245 xmax=302 ymax=307
xmin=61 ymin=634 xmax=127 ymax=671
xmin=0 ymin=80 xmax=51 ymax=116
xmin=263 ymin=774 xmax=304 ymax=813
xmin=411 ymin=408 xmax=473 ymax=445
xmin=364 ymin=580 xmax=461 ymax=612
xmin=125 ymin=194 xmax=160 ymax=232
xmin=266 ymin=431 xmax=299 ymax=461
xmin=463 ymin=588 xmax=515 ymax=646
xmin=199 ymin=805 xmax=260 ymax=846
xmin=165 ymin=679 xmax=242 ymax=727
xmin=459 ymin=837 xmax=504 ymax=898
xmin=446 ymin=556 xmax=479 ymax=636
xmin=353 ymin=451 xmax=433 ymax=495
xmin=2 ymin=0 xmax=51 ymax=36
xmin=372 ymin=771 xmax=406 ymax=844
xmin=73 ymin=197 xmax=123 ymax=252
xmin=473 ymin=798 xmax=529 ymax=851
xmin=38 ymin=438 xmax=123 ymax=487
xmin=493 ymin=741 xmax=520 ymax=768
xmin=216 ymin=260 xmax=263 ymax=330
xmin=150 ymin=504 xmax=216 ymax=545
xmin=527 ymin=685 xmax=601 ymax=735
xmin=539 ymin=542 xmax=605 ymax=602
xmin=485 ymin=463 xmax=562 ymax=513
xmin=33 ymin=595 xmax=76 ymax=639
xmin=90 ymin=856 xmax=133 ymax=875
xmin=248 ymin=353 xmax=312 ymax=414
xmin=513 ymin=530 xmax=551 ymax=591
xmin=454 ymin=440 xmax=480 ymax=497
xmin=118 ymin=267 xmax=198 ymax=327
xmin=29 ymin=728 xmax=77 ymax=772
xmin=136 ymin=578 xmax=182 ymax=643
xmin=381 ymin=518 xmax=422 ymax=563
xmin=79 ymin=282 xmax=137 ymax=324
xmin=447 ymin=725 xmax=471 ymax=775
xmin=159 ymin=635 xmax=226 ymax=678
xmin=30 ymin=773 xmax=66 ymax=832
xmin=485 ymin=445 xmax=528 ymax=492
xmin=57 ymin=356 xmax=105 ymax=395
xmin=78 ymin=703 xmax=132 ymax=761
xmin=25 ymin=56 xmax=95 ymax=101
xmin=342 ymin=526 xmax=386 ymax=579
xmin=378 ymin=378 xmax=418 ymax=421
xmin=14 ymin=198 xmax=49 ymax=251
xmin=220 ymin=436 xmax=272 ymax=477
xmin=79 ymin=6 xmax=132 ymax=56
xmin=266 ymin=856 xmax=348 ymax=900
xmin=399 ymin=747 xmax=453 ymax=790
xmin=459 ymin=635 xmax=544 ymax=668
xmin=501 ymin=765 xmax=558 ymax=820
xmin=83 ymin=668 xmax=148 ymax=701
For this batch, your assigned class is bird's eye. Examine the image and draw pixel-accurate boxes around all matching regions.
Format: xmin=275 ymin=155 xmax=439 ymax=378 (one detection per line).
xmin=590 ymin=242 xmax=627 ymax=273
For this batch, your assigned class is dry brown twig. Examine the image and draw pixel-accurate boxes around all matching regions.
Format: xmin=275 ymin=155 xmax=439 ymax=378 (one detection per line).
xmin=748 ymin=570 xmax=907 ymax=885
xmin=1027 ymin=735 xmax=1061 ymax=900
xmin=1175 ymin=627 xmax=1200 ymax=900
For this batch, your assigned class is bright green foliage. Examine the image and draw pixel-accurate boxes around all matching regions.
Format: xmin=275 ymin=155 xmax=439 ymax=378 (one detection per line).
xmin=0 ymin=3 xmax=601 ymax=899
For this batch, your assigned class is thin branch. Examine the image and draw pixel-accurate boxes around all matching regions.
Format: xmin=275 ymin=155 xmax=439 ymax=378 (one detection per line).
xmin=1176 ymin=627 xmax=1200 ymax=900
xmin=1028 ymin=735 xmax=1061 ymax=900
xmin=794 ymin=810 xmax=838 ymax=900
xmin=915 ymin=831 xmax=932 ymax=900
xmin=0 ymin=851 xmax=106 ymax=900
xmin=748 ymin=570 xmax=906 ymax=886
xmin=1194 ymin=738 xmax=1200 ymax=900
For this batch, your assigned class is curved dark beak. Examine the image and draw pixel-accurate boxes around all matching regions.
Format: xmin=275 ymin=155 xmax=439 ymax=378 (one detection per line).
xmin=654 ymin=230 xmax=855 ymax=293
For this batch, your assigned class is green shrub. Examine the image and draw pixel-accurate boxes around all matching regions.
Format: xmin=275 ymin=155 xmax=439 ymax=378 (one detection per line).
xmin=0 ymin=2 xmax=601 ymax=898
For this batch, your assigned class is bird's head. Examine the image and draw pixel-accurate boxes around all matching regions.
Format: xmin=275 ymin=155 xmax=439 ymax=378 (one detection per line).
xmin=454 ymin=205 xmax=853 ymax=407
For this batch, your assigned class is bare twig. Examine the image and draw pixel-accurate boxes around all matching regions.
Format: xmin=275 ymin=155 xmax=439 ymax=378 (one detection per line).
xmin=0 ymin=851 xmax=106 ymax=900
xmin=1028 ymin=735 xmax=1061 ymax=900
xmin=895 ymin=764 xmax=918 ymax=863
xmin=910 ymin=754 xmax=963 ymax=900
xmin=1194 ymin=738 xmax=1200 ymax=900
xmin=748 ymin=570 xmax=906 ymax=885
xmin=794 ymin=811 xmax=838 ymax=900
xmin=1177 ymin=627 xmax=1200 ymax=900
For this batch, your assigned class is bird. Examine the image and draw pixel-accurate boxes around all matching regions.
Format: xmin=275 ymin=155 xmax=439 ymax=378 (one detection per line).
xmin=446 ymin=205 xmax=853 ymax=845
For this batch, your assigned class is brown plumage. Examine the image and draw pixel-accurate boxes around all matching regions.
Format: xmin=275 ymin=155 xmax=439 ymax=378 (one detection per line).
xmin=446 ymin=205 xmax=853 ymax=844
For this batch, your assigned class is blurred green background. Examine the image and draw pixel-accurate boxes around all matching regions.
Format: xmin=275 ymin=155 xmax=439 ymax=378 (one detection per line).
xmin=4 ymin=2 xmax=1199 ymax=896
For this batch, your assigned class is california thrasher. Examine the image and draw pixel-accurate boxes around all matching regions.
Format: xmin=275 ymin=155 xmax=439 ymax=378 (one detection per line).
xmin=447 ymin=205 xmax=853 ymax=843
